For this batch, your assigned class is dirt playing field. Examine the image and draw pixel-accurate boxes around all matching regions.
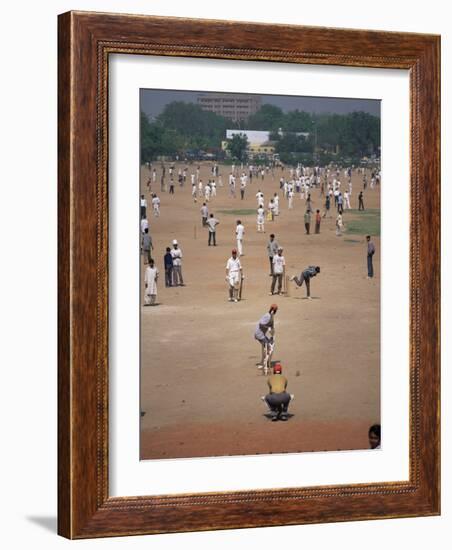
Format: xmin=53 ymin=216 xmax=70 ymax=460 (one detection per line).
xmin=140 ymin=163 xmax=380 ymax=459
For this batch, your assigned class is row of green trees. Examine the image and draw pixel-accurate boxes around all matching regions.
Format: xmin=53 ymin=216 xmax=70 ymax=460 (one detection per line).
xmin=140 ymin=101 xmax=380 ymax=162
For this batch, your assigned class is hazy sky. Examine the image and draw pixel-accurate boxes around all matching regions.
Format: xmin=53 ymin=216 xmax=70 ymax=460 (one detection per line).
xmin=140 ymin=89 xmax=380 ymax=120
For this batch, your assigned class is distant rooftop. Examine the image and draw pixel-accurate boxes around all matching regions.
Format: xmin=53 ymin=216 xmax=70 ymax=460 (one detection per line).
xmin=226 ymin=130 xmax=270 ymax=144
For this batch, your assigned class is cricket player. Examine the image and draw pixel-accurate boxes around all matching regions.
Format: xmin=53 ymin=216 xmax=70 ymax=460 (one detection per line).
xmin=225 ymin=249 xmax=243 ymax=302
xmin=144 ymin=259 xmax=158 ymax=306
xmin=344 ymin=190 xmax=351 ymax=209
xmin=229 ymin=173 xmax=236 ymax=197
xmin=290 ymin=266 xmax=320 ymax=299
xmin=267 ymin=234 xmax=279 ymax=275
xmin=140 ymin=194 xmax=147 ymax=219
xmin=257 ymin=206 xmax=265 ymax=233
xmin=273 ymin=193 xmax=280 ymax=216
xmin=270 ymin=247 xmax=285 ymax=295
xmin=204 ymin=183 xmax=211 ymax=202
xmin=207 ymin=213 xmax=219 ymax=246
xmin=240 ymin=173 xmax=247 ymax=200
xmin=236 ymin=220 xmax=245 ymax=256
xmin=268 ymin=199 xmax=276 ymax=221
xmin=141 ymin=227 xmax=153 ymax=264
xmin=140 ymin=217 xmax=149 ymax=235
xmin=262 ymin=362 xmax=292 ymax=421
xmin=151 ymin=193 xmax=160 ymax=217
xmin=201 ymin=203 xmax=209 ymax=226
xmin=256 ymin=190 xmax=265 ymax=208
xmin=170 ymin=240 xmax=184 ymax=286
xmin=254 ymin=304 xmax=278 ymax=369
xmin=336 ymin=212 xmax=344 ymax=236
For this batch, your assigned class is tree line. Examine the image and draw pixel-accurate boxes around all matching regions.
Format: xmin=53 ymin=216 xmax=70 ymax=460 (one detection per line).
xmin=141 ymin=101 xmax=380 ymax=162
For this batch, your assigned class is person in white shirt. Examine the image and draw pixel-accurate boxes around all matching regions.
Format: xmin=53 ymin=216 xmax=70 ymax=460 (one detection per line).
xmin=206 ymin=213 xmax=219 ymax=246
xmin=211 ymin=180 xmax=217 ymax=197
xmin=151 ymin=194 xmax=160 ymax=217
xmin=270 ymin=248 xmax=285 ymax=295
xmin=256 ymin=190 xmax=265 ymax=208
xmin=140 ymin=194 xmax=147 ymax=219
xmin=257 ymin=206 xmax=265 ymax=233
xmin=192 ymin=182 xmax=197 ymax=203
xmin=225 ymin=249 xmax=242 ymax=302
xmin=344 ymin=190 xmax=351 ymax=209
xmin=283 ymin=180 xmax=288 ymax=198
xmin=235 ymin=220 xmax=245 ymax=256
xmin=144 ymin=259 xmax=158 ymax=306
xmin=198 ymin=179 xmax=203 ymax=197
xmin=229 ymin=174 xmax=236 ymax=198
xmin=273 ymin=193 xmax=280 ymax=216
xmin=170 ymin=240 xmax=184 ymax=286
xmin=288 ymin=190 xmax=294 ymax=209
xmin=240 ymin=173 xmax=247 ymax=200
xmin=140 ymin=217 xmax=149 ymax=234
xmin=268 ymin=199 xmax=276 ymax=221
xmin=190 ymin=173 xmax=195 ymax=186
xmin=200 ymin=203 xmax=209 ymax=226
xmin=204 ymin=183 xmax=211 ymax=202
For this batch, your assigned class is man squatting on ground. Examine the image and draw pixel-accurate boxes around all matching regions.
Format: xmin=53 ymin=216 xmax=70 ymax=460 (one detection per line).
xmin=254 ymin=304 xmax=278 ymax=369
xmin=225 ymin=248 xmax=243 ymax=302
xmin=262 ymin=362 xmax=293 ymax=421
xmin=290 ymin=266 xmax=321 ymax=298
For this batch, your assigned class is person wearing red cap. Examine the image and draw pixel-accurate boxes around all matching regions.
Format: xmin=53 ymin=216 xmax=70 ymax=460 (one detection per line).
xmin=262 ymin=362 xmax=292 ymax=421
xmin=254 ymin=304 xmax=278 ymax=369
xmin=225 ymin=248 xmax=243 ymax=302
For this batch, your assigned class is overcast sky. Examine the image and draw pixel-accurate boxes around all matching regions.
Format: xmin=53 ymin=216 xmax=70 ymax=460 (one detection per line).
xmin=140 ymin=89 xmax=380 ymax=120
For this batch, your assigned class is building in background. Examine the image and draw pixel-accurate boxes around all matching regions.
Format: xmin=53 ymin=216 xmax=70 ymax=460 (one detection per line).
xmin=222 ymin=129 xmax=276 ymax=160
xmin=197 ymin=93 xmax=261 ymax=122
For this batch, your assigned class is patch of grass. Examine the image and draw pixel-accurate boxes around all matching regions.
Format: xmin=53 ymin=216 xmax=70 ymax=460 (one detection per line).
xmin=343 ymin=238 xmax=361 ymax=243
xmin=345 ymin=209 xmax=380 ymax=237
xmin=217 ymin=209 xmax=256 ymax=216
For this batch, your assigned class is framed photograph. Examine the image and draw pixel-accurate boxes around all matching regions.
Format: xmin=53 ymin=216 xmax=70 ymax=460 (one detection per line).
xmin=58 ymin=11 xmax=440 ymax=538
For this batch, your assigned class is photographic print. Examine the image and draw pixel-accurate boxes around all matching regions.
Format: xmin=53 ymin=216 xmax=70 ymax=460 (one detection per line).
xmin=139 ymin=89 xmax=381 ymax=460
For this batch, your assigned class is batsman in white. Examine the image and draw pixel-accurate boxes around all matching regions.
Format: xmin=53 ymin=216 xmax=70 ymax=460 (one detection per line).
xmin=225 ymin=248 xmax=243 ymax=303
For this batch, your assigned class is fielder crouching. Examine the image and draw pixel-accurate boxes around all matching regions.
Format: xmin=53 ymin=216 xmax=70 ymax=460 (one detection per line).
xmin=262 ymin=362 xmax=293 ymax=421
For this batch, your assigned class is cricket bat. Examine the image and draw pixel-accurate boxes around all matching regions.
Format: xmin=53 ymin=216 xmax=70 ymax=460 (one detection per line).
xmin=238 ymin=276 xmax=244 ymax=300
